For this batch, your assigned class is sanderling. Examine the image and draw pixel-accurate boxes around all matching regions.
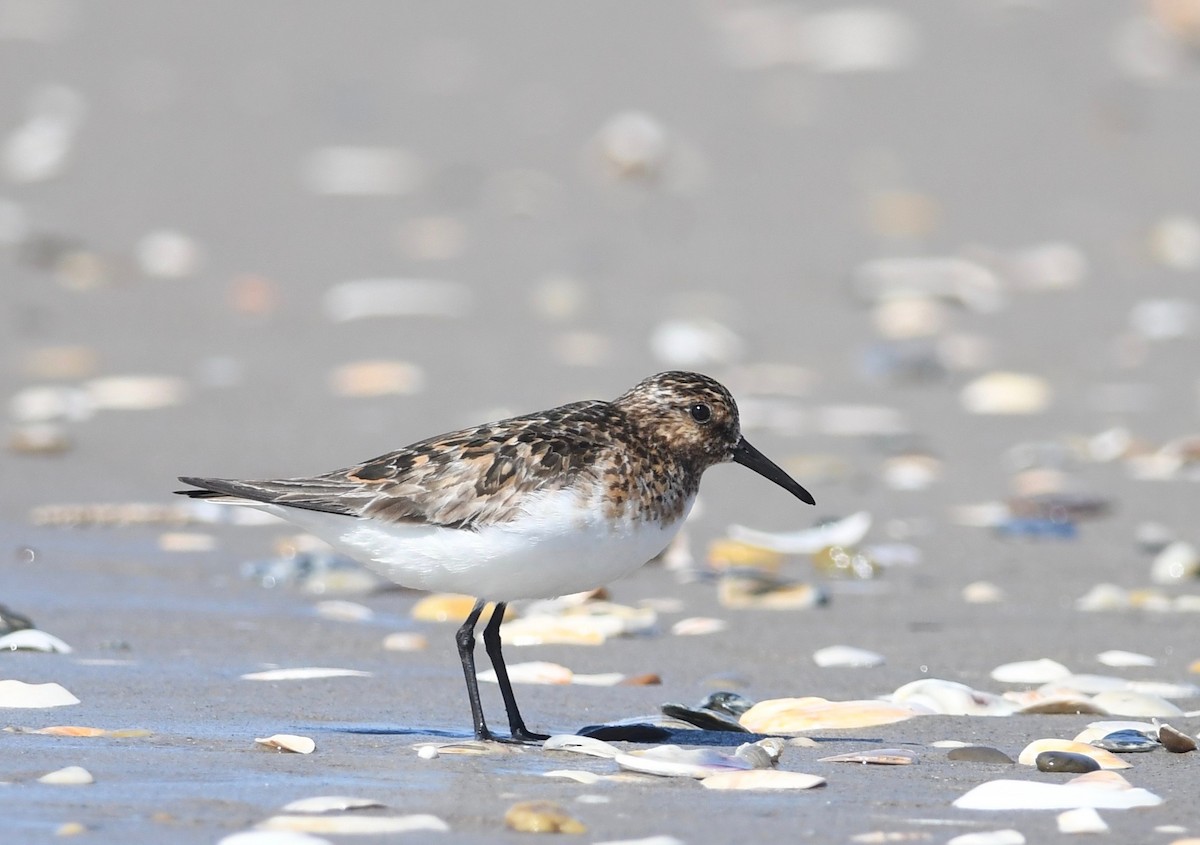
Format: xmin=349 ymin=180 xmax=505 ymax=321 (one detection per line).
xmin=178 ymin=371 xmax=814 ymax=742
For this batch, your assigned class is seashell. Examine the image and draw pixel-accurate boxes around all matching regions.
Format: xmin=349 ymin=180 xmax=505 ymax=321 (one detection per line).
xmin=0 ymin=629 xmax=72 ymax=653
xmin=1096 ymin=650 xmax=1156 ymax=668
xmin=1056 ymin=807 xmax=1108 ymax=834
xmin=705 ymin=539 xmax=783 ymax=572
xmin=701 ymin=770 xmax=825 ymax=790
xmin=717 ymin=574 xmax=827 ymax=610
xmin=1071 ymin=721 xmax=1157 ymax=744
xmin=740 ymin=697 xmax=928 ymax=733
xmin=1038 ymin=673 xmax=1126 ymax=695
xmin=281 ymin=796 xmax=385 ymax=813
xmin=594 ymin=111 xmax=668 ymax=179
xmin=381 ymin=632 xmax=427 ymax=652
xmin=1091 ymin=729 xmax=1159 ymax=753
xmin=240 ymin=668 xmax=371 ymax=681
xmin=872 ymin=297 xmax=948 ymax=339
xmin=412 ymin=740 xmax=501 ymax=757
xmin=1016 ymin=740 xmax=1129 ymax=770
xmin=892 ymin=678 xmax=1016 ymax=716
xmin=659 ymin=704 xmax=747 ymax=733
xmin=543 ymin=735 xmax=622 ymax=759
xmin=728 ymin=511 xmax=871 ymax=553
xmin=614 ymin=745 xmax=756 ymax=778
xmin=38 ymin=766 xmax=94 ymax=785
xmin=416 ymin=745 xmax=438 ymax=760
xmin=801 ymin=8 xmax=918 ymax=74
xmin=0 ymin=679 xmax=79 ymax=708
xmin=504 ymin=800 xmax=585 ymax=834
xmin=86 ymin=375 xmax=188 ymax=410
xmin=135 ymin=229 xmax=202 ymax=278
xmin=990 ymin=658 xmax=1071 ymax=684
xmin=699 ymin=691 xmax=757 ymax=717
xmin=946 ymin=831 xmax=1024 ymax=845
xmin=323 ymin=279 xmax=470 ymax=322
xmin=258 ymin=815 xmax=449 ymax=835
xmin=9 ymin=423 xmax=72 ymax=454
xmin=818 ymin=748 xmax=917 ymax=765
xmin=813 ymin=645 xmax=885 ymax=668
xmin=1148 ymin=215 xmax=1200 ymax=270
xmin=329 ymin=361 xmax=424 ymax=398
xmin=477 ymin=661 xmax=574 ymax=685
xmin=1091 ymin=690 xmax=1182 ymax=717
xmin=1158 ymin=724 xmax=1197 ymax=753
xmin=880 ymin=453 xmax=942 ymax=490
xmin=1010 ymin=241 xmax=1087 ymax=290
xmin=300 ymin=146 xmax=423 ymax=196
xmin=9 ymin=385 xmax=92 ymax=422
xmin=1013 ymin=695 xmax=1105 ymax=716
xmin=1150 ymin=541 xmax=1200 ymax=584
xmin=499 ymin=603 xmax=654 ymax=646
xmin=411 ymin=594 xmax=502 ymax=623
xmin=670 ymin=617 xmax=727 ymax=637
xmin=256 ymin=734 xmax=316 ymax=754
xmin=313 ymin=600 xmax=373 ymax=622
xmin=649 ymin=318 xmax=743 ymax=368
xmin=1075 ymin=583 xmax=1130 ymax=612
xmin=542 ymin=770 xmax=601 ymax=785
xmin=961 ymin=372 xmax=1052 ymax=415
xmin=158 ymin=532 xmax=216 ymax=552
xmin=962 ymin=581 xmax=1006 ymax=603
xmin=953 ymin=772 xmax=1163 ymax=810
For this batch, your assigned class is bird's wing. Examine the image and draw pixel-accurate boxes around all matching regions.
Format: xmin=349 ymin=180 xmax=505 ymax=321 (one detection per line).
xmin=177 ymin=400 xmax=625 ymax=529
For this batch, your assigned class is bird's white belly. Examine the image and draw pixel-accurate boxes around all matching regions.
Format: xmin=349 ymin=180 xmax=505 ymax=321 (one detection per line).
xmin=260 ymin=489 xmax=691 ymax=601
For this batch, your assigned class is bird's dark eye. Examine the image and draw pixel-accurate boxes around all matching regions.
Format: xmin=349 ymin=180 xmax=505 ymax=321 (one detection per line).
xmin=689 ymin=403 xmax=712 ymax=423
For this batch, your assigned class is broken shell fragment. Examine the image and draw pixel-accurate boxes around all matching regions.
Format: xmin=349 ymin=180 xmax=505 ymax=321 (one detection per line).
xmin=813 ymin=645 xmax=885 ymax=668
xmin=701 ymin=770 xmax=825 ymax=790
xmin=1016 ymin=740 xmax=1129 ymax=770
xmin=256 ymin=734 xmax=316 ymax=754
xmin=740 ymin=697 xmax=928 ymax=733
xmin=818 ymin=748 xmax=917 ymax=765
xmin=504 ymin=800 xmax=585 ymax=834
xmin=0 ymin=679 xmax=80 ymax=708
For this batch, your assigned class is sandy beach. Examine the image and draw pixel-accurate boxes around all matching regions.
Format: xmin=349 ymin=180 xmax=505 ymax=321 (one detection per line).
xmin=4 ymin=2 xmax=1200 ymax=843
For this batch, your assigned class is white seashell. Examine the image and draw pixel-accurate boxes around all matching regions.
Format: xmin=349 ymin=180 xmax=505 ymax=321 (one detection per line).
xmin=9 ymin=385 xmax=93 ymax=422
xmin=1091 ymin=690 xmax=1182 ymax=717
xmin=813 ymin=645 xmax=885 ymax=668
xmin=961 ymin=372 xmax=1052 ymax=415
xmin=0 ymin=629 xmax=72 ymax=653
xmin=416 ymin=745 xmax=439 ymax=760
xmin=1040 ymin=673 xmax=1126 ymax=695
xmin=947 ymin=831 xmax=1024 ymax=845
xmin=1056 ymin=807 xmax=1108 ymax=834
xmin=477 ymin=661 xmax=573 ymax=685
xmin=649 ymin=318 xmax=743 ymax=368
xmin=615 ymin=745 xmax=754 ymax=779
xmin=300 ymin=146 xmax=423 ymax=196
xmin=991 ymin=658 xmax=1071 ymax=684
xmin=1149 ymin=215 xmax=1200 ymax=270
xmin=281 ymin=796 xmax=385 ymax=813
xmin=1096 ymin=650 xmax=1156 ymax=668
xmin=38 ymin=766 xmax=94 ymax=785
xmin=382 ymin=633 xmax=427 ymax=652
xmin=963 ymin=581 xmax=1006 ymax=603
xmin=1150 ymin=541 xmax=1200 ymax=585
xmin=257 ymin=815 xmax=449 ymax=835
xmin=219 ymin=831 xmax=332 ymax=845
xmin=818 ymin=748 xmax=916 ymax=765
xmin=740 ymin=696 xmax=929 ymax=733
xmin=323 ymin=279 xmax=471 ymax=322
xmin=892 ymin=679 xmax=1017 ymax=716
xmin=801 ymin=7 xmax=918 ymax=73
xmin=701 ymin=770 xmax=825 ymax=790
xmin=595 ymin=111 xmax=668 ymax=177
xmin=255 ymin=734 xmax=316 ymax=754
xmin=135 ymin=229 xmax=202 ymax=278
xmin=542 ymin=769 xmax=601 ymax=785
xmin=240 ymin=668 xmax=371 ymax=681
xmin=728 ymin=511 xmax=872 ymax=554
xmin=86 ymin=375 xmax=188 ymax=411
xmin=313 ymin=600 xmax=373 ymax=622
xmin=1125 ymin=680 xmax=1200 ymax=699
xmin=0 ymin=679 xmax=80 ymax=708
xmin=670 ymin=617 xmax=727 ymax=636
xmin=1017 ymin=739 xmax=1130 ymax=769
xmin=953 ymin=772 xmax=1163 ymax=810
xmin=543 ymin=735 xmax=622 ymax=759
xmin=1075 ymin=583 xmax=1130 ymax=612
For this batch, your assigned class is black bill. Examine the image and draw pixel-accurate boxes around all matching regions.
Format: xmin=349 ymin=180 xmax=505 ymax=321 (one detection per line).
xmin=731 ymin=437 xmax=816 ymax=505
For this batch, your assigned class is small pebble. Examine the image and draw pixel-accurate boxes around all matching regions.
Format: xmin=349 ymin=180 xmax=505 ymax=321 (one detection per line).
xmin=1158 ymin=724 xmax=1197 ymax=753
xmin=1036 ymin=751 xmax=1100 ymax=774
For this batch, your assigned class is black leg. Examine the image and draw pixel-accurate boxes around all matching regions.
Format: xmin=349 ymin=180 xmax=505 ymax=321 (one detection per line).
xmin=455 ymin=598 xmax=493 ymax=741
xmin=483 ymin=601 xmax=550 ymax=743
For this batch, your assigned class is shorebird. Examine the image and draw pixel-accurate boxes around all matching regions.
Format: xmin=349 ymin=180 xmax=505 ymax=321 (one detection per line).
xmin=178 ymin=371 xmax=814 ymax=742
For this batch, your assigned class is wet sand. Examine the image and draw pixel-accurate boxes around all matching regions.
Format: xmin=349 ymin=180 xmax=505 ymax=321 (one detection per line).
xmin=4 ymin=2 xmax=1200 ymax=843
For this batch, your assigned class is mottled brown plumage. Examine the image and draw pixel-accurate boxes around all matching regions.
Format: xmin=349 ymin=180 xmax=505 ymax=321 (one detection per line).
xmin=180 ymin=371 xmax=747 ymax=528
